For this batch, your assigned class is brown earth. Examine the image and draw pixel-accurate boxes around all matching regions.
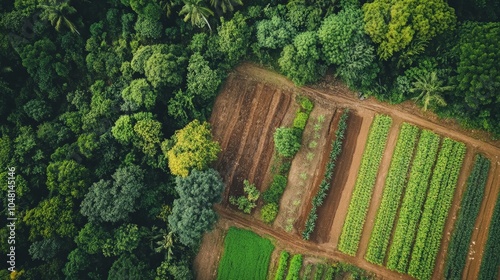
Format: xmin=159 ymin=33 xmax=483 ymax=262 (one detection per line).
xmin=327 ymin=110 xmax=374 ymax=249
xmin=295 ymin=109 xmax=342 ymax=238
xmin=275 ymin=105 xmax=338 ymax=235
xmin=309 ymin=111 xmax=363 ymax=244
xmin=198 ymin=63 xmax=500 ymax=280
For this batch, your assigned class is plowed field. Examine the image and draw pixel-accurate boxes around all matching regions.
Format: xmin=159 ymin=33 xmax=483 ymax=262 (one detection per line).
xmin=195 ymin=63 xmax=500 ymax=280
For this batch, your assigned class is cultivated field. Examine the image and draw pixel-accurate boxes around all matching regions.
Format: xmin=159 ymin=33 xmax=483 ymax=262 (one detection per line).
xmin=196 ymin=64 xmax=500 ymax=280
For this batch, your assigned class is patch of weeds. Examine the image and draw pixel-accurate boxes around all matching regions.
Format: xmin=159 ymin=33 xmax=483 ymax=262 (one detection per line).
xmin=308 ymin=140 xmax=318 ymax=149
xmin=306 ymin=152 xmax=314 ymax=161
xmin=299 ymin=172 xmax=307 ymax=180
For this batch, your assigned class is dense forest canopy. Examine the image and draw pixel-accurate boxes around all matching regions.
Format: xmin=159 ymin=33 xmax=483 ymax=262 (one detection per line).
xmin=0 ymin=0 xmax=498 ymax=279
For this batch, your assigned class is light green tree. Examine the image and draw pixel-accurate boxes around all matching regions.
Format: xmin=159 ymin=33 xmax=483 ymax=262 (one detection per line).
xmin=165 ymin=119 xmax=220 ymax=177
xmin=363 ymin=0 xmax=456 ymax=60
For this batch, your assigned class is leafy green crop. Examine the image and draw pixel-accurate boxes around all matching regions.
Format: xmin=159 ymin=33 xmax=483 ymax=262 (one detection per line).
xmin=338 ymin=114 xmax=392 ymax=255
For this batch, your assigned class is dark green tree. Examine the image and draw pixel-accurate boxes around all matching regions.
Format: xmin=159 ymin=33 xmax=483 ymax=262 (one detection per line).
xmin=168 ymin=168 xmax=224 ymax=247
xmin=80 ymin=165 xmax=144 ymax=223
xmin=39 ymin=0 xmax=80 ymax=34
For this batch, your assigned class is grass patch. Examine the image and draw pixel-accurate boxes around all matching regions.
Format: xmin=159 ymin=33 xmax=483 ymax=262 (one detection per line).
xmin=217 ymin=227 xmax=274 ymax=280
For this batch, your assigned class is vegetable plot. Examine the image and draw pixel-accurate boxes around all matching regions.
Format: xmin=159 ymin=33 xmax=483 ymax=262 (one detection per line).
xmin=444 ymin=154 xmax=490 ymax=280
xmin=408 ymin=139 xmax=466 ymax=280
xmin=365 ymin=123 xmax=419 ymax=264
xmin=387 ymin=130 xmax=440 ymax=272
xmin=338 ymin=114 xmax=392 ymax=256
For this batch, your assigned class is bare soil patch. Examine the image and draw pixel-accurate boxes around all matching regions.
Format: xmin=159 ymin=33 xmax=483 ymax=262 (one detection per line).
xmin=327 ymin=110 xmax=375 ymax=248
xmin=308 ymin=110 xmax=363 ymax=244
xmin=275 ymin=105 xmax=338 ymax=235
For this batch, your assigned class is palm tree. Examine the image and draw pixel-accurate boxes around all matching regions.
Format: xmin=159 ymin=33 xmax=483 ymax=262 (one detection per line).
xmin=39 ymin=0 xmax=80 ymax=35
xmin=179 ymin=0 xmax=214 ymax=32
xmin=410 ymin=71 xmax=453 ymax=111
xmin=210 ymin=0 xmax=243 ymax=14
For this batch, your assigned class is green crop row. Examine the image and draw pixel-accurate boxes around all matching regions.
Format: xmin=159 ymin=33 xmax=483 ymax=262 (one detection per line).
xmin=408 ymin=139 xmax=466 ymax=280
xmin=274 ymin=251 xmax=290 ymax=280
xmin=217 ymin=227 xmax=274 ymax=280
xmin=387 ymin=130 xmax=440 ymax=273
xmin=365 ymin=123 xmax=419 ymax=264
xmin=444 ymin=154 xmax=490 ymax=280
xmin=338 ymin=114 xmax=392 ymax=256
xmin=478 ymin=191 xmax=500 ymax=280
xmin=285 ymin=254 xmax=303 ymax=280
xmin=302 ymin=110 xmax=349 ymax=240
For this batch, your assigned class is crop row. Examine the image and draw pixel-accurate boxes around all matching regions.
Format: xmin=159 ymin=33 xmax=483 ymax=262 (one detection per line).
xmin=444 ymin=154 xmax=490 ymax=280
xmin=408 ymin=139 xmax=466 ymax=280
xmin=338 ymin=114 xmax=392 ymax=256
xmin=285 ymin=254 xmax=303 ymax=280
xmin=478 ymin=190 xmax=500 ymax=280
xmin=386 ymin=130 xmax=441 ymax=272
xmin=274 ymin=251 xmax=290 ymax=280
xmin=365 ymin=123 xmax=419 ymax=264
xmin=302 ymin=110 xmax=350 ymax=240
xmin=217 ymin=227 xmax=274 ymax=280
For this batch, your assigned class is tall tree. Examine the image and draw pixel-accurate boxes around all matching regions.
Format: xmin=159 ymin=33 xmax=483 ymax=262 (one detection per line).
xmin=168 ymin=168 xmax=224 ymax=247
xmin=362 ymin=0 xmax=456 ymax=61
xmin=179 ymin=0 xmax=214 ymax=32
xmin=165 ymin=119 xmax=220 ymax=177
xmin=210 ymin=0 xmax=243 ymax=14
xmin=39 ymin=0 xmax=80 ymax=34
xmin=80 ymin=165 xmax=144 ymax=223
xmin=410 ymin=72 xmax=452 ymax=111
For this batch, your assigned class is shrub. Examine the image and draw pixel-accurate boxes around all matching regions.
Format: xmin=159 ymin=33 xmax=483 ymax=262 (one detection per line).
xmin=263 ymin=175 xmax=288 ymax=204
xmin=274 ymin=127 xmax=301 ymax=157
xmin=261 ymin=203 xmax=279 ymax=224
xmin=293 ymin=111 xmax=309 ymax=130
xmin=229 ymin=180 xmax=260 ymax=214
xmin=299 ymin=96 xmax=314 ymax=113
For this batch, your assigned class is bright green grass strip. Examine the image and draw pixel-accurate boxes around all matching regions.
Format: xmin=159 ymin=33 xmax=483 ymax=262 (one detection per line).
xmin=365 ymin=123 xmax=419 ymax=265
xmin=386 ymin=130 xmax=440 ymax=273
xmin=217 ymin=227 xmax=274 ymax=280
xmin=338 ymin=114 xmax=392 ymax=256
xmin=444 ymin=154 xmax=490 ymax=280
xmin=408 ymin=139 xmax=466 ymax=280
xmin=478 ymin=191 xmax=500 ymax=280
